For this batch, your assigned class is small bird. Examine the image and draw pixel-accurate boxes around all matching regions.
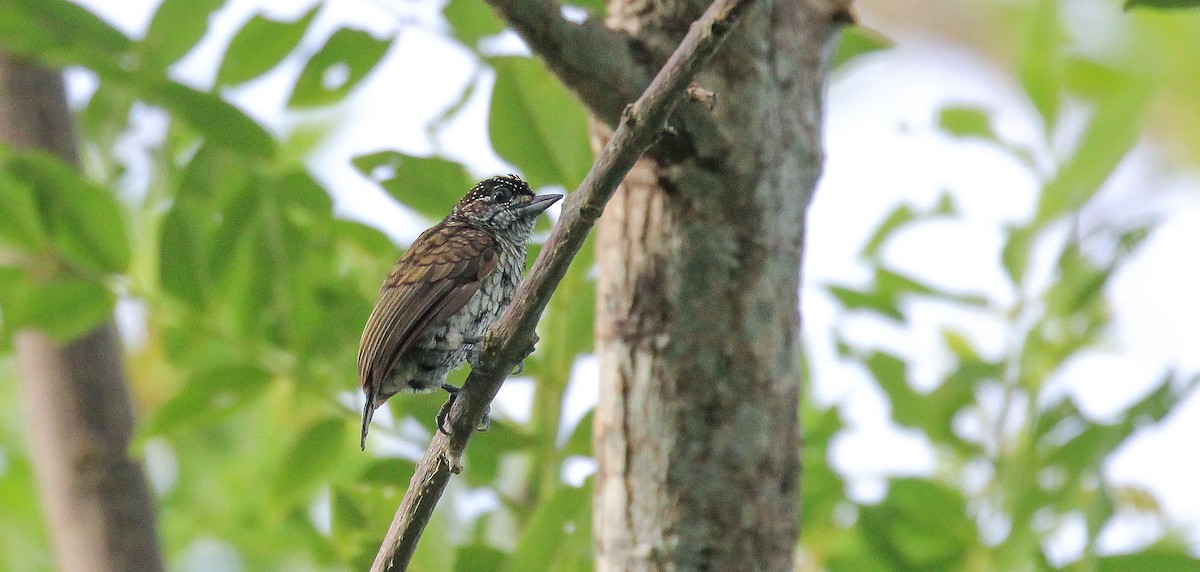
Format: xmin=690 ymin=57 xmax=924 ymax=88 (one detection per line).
xmin=357 ymin=174 xmax=561 ymax=449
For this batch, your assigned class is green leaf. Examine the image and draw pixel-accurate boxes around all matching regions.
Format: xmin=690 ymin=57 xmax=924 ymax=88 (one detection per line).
xmin=832 ymin=26 xmax=893 ymax=70
xmin=140 ymin=0 xmax=226 ymax=72
xmin=938 ymin=105 xmax=999 ymax=141
xmin=877 ymin=267 xmax=988 ymax=307
xmin=77 ymin=83 xmax=136 ymax=152
xmin=330 ymin=488 xmax=368 ymax=539
xmin=159 ymin=202 xmax=210 ymax=307
xmin=444 ymin=0 xmax=506 ymax=49
xmin=0 ymin=452 xmax=50 ymax=572
xmin=351 ymin=151 xmax=474 ymax=219
xmin=875 ymin=268 xmax=938 ymax=297
xmin=826 ymin=285 xmax=902 ymax=321
xmin=1098 ymin=550 xmax=1200 ymax=572
xmin=141 ymin=363 xmax=272 ymax=435
xmin=409 ymin=508 xmax=456 ymax=572
xmin=273 ymin=418 xmax=348 ymax=501
xmin=488 ymin=57 xmax=593 ymax=189
xmin=0 ymin=0 xmax=134 ymax=78
xmin=288 ymin=28 xmax=391 ymax=108
xmin=1000 ymin=224 xmax=1034 ymax=285
xmin=358 ymin=458 xmax=417 ymax=487
xmin=505 ymin=481 xmax=593 ymax=572
xmin=334 ymin=219 xmax=395 ymax=257
xmin=0 ymin=171 xmax=48 ymax=250
xmin=1018 ymin=0 xmax=1064 ymax=129
xmin=428 ymin=71 xmax=484 ymax=137
xmin=216 ymin=198 xmax=278 ymax=340
xmin=868 ymin=350 xmax=990 ymax=451
xmin=1041 ymin=374 xmax=1191 ymax=483
xmin=861 ymin=204 xmax=916 ymax=260
xmin=859 ymin=479 xmax=976 ymax=570
xmin=801 ymin=401 xmax=848 ymax=530
xmin=217 ymin=6 xmax=320 ymax=86
xmin=1035 ymin=81 xmax=1150 ymax=224
xmin=275 ymin=169 xmax=335 ymax=217
xmin=0 ymin=272 xmax=113 ymax=341
xmin=1116 ymin=224 xmax=1153 ymax=259
xmin=158 ymin=147 xmax=264 ymax=310
xmin=455 ymin=544 xmax=509 ymax=572
xmin=1063 ymin=58 xmax=1127 ymax=100
xmin=553 ymin=261 xmax=596 ymax=360
xmin=2 ymin=149 xmax=129 ymax=273
xmin=0 ymin=266 xmax=22 ymax=294
xmin=462 ymin=421 xmax=535 ymax=487
xmin=561 ymin=410 xmax=593 ymax=457
xmin=941 ymin=329 xmax=979 ymax=362
xmin=865 ymin=352 xmax=918 ymax=417
xmin=1125 ymin=0 xmax=1200 ymax=9
xmin=148 ymin=82 xmax=277 ymax=158
xmin=826 ymin=541 xmax=893 ymax=572
xmin=1043 ymin=245 xmax=1111 ymax=316
xmin=929 ymin=361 xmax=997 ymax=451
xmin=933 ymin=192 xmax=958 ymax=215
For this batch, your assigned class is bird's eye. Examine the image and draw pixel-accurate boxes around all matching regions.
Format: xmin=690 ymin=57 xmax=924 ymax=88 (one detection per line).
xmin=494 ymin=187 xmax=512 ymax=203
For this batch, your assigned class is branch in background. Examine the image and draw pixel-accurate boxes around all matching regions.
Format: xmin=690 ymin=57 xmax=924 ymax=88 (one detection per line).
xmin=0 ymin=53 xmax=164 ymax=572
xmin=369 ymin=0 xmax=759 ymax=569
xmin=483 ymin=0 xmax=645 ymax=127
xmin=482 ymin=0 xmax=732 ymax=164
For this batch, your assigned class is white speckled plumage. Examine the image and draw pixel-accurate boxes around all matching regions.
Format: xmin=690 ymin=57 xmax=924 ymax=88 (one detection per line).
xmin=377 ymin=219 xmax=528 ymax=397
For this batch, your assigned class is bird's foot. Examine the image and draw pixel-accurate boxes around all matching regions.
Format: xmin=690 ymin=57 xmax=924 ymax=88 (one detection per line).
xmin=510 ymin=334 xmax=540 ymax=374
xmin=437 ymin=383 xmax=491 ymax=435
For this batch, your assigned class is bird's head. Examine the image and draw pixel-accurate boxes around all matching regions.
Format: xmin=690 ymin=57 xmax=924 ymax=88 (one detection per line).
xmin=452 ymin=174 xmax=562 ymax=236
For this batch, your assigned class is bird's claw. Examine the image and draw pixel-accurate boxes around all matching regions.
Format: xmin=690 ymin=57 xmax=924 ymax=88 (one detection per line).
xmin=436 ymin=383 xmax=491 ymax=435
xmin=525 ymin=333 xmax=540 ymax=357
xmin=436 ymin=400 xmax=454 ymax=436
xmin=508 ymin=333 xmax=541 ymax=375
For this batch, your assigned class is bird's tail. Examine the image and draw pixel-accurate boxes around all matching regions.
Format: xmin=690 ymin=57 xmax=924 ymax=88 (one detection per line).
xmin=360 ymin=389 xmax=376 ymax=451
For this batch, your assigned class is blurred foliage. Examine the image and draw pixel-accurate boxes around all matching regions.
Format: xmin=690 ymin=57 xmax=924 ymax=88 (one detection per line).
xmin=1126 ymin=0 xmax=1200 ymax=10
xmin=800 ymin=1 xmax=1200 ymax=569
xmin=0 ymin=0 xmax=1195 ymax=571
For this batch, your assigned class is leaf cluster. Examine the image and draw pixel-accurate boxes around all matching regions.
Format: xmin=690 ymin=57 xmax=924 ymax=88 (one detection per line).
xmin=0 ymin=1 xmax=599 ymax=569
xmin=800 ymin=5 xmax=1200 ymax=569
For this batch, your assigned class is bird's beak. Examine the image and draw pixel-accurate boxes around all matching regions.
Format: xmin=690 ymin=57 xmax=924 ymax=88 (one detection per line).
xmin=519 ymin=193 xmax=563 ymax=216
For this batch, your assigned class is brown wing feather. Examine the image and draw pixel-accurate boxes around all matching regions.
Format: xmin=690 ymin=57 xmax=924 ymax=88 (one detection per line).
xmin=357 ymin=221 xmax=499 ymax=396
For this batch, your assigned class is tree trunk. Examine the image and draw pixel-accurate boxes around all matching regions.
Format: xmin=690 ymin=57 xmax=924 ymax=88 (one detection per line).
xmin=592 ymin=1 xmax=847 ymax=570
xmin=0 ymin=53 xmax=165 ymax=572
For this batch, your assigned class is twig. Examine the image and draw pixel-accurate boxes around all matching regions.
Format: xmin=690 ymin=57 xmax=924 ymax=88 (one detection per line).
xmin=368 ymin=0 xmax=759 ymax=569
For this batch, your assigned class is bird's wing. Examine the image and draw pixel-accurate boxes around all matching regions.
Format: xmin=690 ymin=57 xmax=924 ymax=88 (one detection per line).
xmin=357 ymin=221 xmax=499 ymax=396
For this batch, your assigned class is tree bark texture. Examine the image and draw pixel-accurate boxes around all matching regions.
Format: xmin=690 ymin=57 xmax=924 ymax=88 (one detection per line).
xmin=0 ymin=53 xmax=165 ymax=572
xmin=592 ymin=1 xmax=848 ymax=570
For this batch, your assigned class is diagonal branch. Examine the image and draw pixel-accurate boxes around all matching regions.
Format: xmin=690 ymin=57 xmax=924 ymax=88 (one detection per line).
xmin=369 ymin=0 xmax=759 ymax=569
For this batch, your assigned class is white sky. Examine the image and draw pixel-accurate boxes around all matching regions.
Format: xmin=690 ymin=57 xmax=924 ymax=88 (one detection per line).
xmin=70 ymin=0 xmax=1200 ymax=562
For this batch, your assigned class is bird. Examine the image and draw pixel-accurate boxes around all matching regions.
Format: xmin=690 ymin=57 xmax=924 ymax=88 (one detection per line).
xmin=357 ymin=174 xmax=561 ymax=449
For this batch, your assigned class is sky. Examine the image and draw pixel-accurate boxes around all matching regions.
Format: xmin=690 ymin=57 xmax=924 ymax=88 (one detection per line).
xmin=69 ymin=0 xmax=1200 ymax=561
